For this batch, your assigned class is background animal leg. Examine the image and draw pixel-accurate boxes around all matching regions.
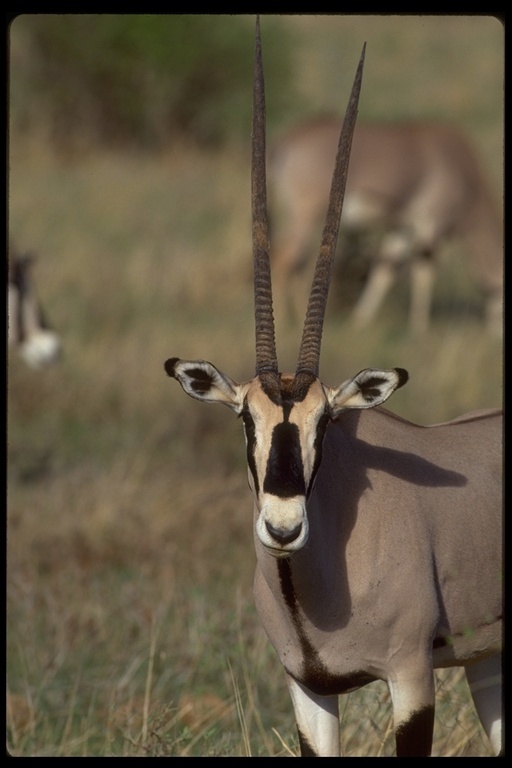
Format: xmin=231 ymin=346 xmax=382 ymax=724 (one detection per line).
xmin=465 ymin=654 xmax=502 ymax=755
xmin=351 ymin=260 xmax=398 ymax=328
xmin=409 ymin=255 xmax=434 ymax=334
xmin=286 ymin=675 xmax=340 ymax=756
xmin=351 ymin=231 xmax=413 ymax=328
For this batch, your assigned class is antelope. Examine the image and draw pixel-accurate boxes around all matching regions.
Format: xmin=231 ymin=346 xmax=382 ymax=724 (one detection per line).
xmin=8 ymin=249 xmax=61 ymax=369
xmin=165 ymin=19 xmax=502 ymax=756
xmin=269 ymin=117 xmax=503 ymax=335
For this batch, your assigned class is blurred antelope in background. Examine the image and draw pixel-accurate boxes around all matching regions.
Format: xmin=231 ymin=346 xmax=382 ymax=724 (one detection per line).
xmin=165 ymin=19 xmax=502 ymax=756
xmin=8 ymin=248 xmax=61 ymax=369
xmin=269 ymin=117 xmax=503 ymax=335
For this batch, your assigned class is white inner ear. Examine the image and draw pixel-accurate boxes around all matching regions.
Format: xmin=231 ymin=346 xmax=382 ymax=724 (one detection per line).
xmin=326 ymin=368 xmax=402 ymax=414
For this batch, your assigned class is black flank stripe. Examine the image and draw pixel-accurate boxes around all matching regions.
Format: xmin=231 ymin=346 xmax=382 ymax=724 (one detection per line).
xmin=278 ymin=560 xmax=328 ymax=687
xmin=278 ymin=559 xmax=376 ymax=696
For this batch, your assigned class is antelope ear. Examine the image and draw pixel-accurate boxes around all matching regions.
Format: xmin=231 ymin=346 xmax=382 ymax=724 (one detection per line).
xmin=326 ymin=367 xmax=408 ymax=416
xmin=164 ymin=358 xmax=244 ymax=413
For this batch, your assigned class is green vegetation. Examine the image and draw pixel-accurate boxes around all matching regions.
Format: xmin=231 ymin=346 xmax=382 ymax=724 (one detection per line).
xmin=9 ymin=14 xmax=292 ymax=150
xmin=8 ymin=15 xmax=502 ymax=756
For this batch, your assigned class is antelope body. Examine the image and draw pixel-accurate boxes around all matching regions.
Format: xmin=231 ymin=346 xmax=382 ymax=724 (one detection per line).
xmin=8 ymin=249 xmax=61 ymax=369
xmin=165 ymin=20 xmax=502 ymax=756
xmin=270 ymin=117 xmax=503 ymax=334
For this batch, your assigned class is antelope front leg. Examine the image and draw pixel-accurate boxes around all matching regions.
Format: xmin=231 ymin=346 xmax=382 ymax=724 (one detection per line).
xmin=388 ymin=666 xmax=435 ymax=757
xmin=286 ymin=675 xmax=340 ymax=756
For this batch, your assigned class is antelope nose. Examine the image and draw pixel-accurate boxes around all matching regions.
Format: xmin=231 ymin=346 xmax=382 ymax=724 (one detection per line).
xmin=265 ymin=521 xmax=303 ymax=545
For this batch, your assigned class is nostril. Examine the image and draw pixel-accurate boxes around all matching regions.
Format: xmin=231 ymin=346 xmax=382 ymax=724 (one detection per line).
xmin=265 ymin=521 xmax=302 ymax=545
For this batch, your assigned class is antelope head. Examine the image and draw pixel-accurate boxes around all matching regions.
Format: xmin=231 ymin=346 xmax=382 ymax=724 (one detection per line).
xmin=8 ymin=250 xmax=61 ymax=369
xmin=165 ymin=19 xmax=407 ymax=557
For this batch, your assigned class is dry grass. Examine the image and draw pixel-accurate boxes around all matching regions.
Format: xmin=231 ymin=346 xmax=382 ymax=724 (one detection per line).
xmin=7 ymin=15 xmax=502 ymax=757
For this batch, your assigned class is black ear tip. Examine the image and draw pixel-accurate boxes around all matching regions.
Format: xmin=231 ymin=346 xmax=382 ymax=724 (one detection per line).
xmin=395 ymin=368 xmax=409 ymax=388
xmin=164 ymin=357 xmax=179 ymax=377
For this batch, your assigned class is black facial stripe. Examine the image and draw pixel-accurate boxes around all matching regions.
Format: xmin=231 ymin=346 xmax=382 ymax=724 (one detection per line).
xmin=307 ymin=409 xmax=330 ymax=497
xmin=241 ymin=402 xmax=259 ymax=496
xmin=264 ymin=421 xmax=306 ymax=498
xmin=282 ymin=400 xmax=293 ymax=420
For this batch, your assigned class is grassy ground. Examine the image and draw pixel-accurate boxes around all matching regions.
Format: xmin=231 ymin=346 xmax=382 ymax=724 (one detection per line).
xmin=7 ymin=15 xmax=503 ymax=756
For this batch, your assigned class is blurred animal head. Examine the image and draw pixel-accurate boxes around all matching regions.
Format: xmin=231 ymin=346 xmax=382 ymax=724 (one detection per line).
xmin=8 ymin=249 xmax=61 ymax=369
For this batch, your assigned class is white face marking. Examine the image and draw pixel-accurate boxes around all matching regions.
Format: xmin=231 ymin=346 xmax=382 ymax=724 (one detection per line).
xmin=243 ymin=377 xmax=330 ymax=557
xmin=256 ymin=496 xmax=309 ymax=556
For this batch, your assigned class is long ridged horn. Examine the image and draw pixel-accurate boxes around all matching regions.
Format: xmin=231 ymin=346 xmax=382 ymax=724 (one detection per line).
xmin=252 ymin=16 xmax=279 ymax=389
xmin=295 ymin=45 xmax=366 ymax=380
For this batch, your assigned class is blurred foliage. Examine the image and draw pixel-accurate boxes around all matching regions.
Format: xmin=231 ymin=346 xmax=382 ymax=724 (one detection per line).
xmin=9 ymin=14 xmax=294 ymax=152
